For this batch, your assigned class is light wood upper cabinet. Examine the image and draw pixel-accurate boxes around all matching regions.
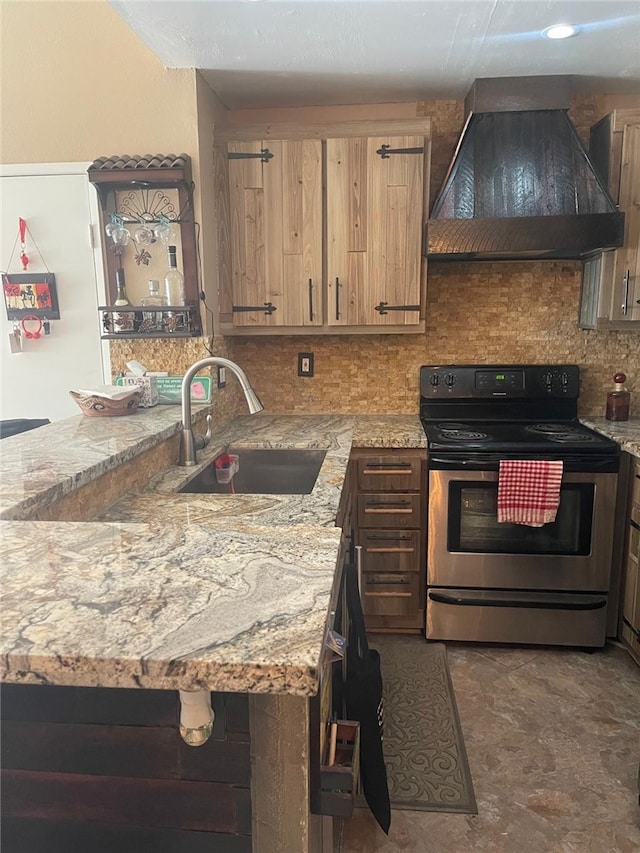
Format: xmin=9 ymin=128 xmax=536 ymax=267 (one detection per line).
xmin=581 ymin=111 xmax=640 ymax=330
xmin=609 ymin=123 xmax=640 ymax=323
xmin=228 ymin=139 xmax=322 ymax=327
xmin=217 ymin=119 xmax=431 ymax=335
xmin=326 ymin=136 xmax=425 ymax=327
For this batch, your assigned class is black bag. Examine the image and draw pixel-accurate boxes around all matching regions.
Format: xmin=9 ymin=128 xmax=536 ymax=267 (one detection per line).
xmin=343 ymin=562 xmax=391 ymax=834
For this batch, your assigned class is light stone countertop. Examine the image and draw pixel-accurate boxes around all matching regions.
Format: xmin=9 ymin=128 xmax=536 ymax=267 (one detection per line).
xmin=0 ymin=409 xmax=426 ymax=695
xmin=0 ymin=404 xmax=207 ymax=521
xmin=0 ymin=519 xmax=341 ymax=695
xmin=579 ymin=417 xmax=640 ymax=460
xmin=101 ymin=413 xmax=426 ymax=528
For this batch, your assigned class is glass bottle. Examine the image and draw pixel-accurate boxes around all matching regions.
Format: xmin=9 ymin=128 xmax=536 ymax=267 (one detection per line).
xmin=140 ymin=279 xmax=167 ymax=332
xmin=140 ymin=279 xmax=167 ymax=307
xmin=606 ymin=372 xmax=631 ymax=421
xmin=164 ymin=245 xmax=185 ymax=306
xmin=113 ymin=268 xmax=133 ymax=333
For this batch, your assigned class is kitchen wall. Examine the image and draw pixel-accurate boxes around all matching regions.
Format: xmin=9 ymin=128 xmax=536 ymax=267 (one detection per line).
xmin=111 ymin=95 xmax=639 ymax=418
xmin=0 ymin=0 xmax=227 ymax=327
xmin=229 ymin=263 xmax=637 ymax=417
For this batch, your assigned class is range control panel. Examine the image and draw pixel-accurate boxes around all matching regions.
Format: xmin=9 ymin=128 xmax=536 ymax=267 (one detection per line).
xmin=420 ymin=365 xmax=580 ymax=399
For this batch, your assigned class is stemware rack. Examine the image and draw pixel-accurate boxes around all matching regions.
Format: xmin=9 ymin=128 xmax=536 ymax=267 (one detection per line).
xmin=88 ymin=154 xmax=202 ymax=339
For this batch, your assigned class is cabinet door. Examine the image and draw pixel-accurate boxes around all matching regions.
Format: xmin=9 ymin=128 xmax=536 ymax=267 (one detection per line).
xmin=228 ymin=139 xmax=322 ymax=327
xmin=622 ymin=464 xmax=640 ymax=661
xmin=326 ymin=136 xmax=424 ymax=327
xmin=609 ymin=124 xmax=640 ymax=323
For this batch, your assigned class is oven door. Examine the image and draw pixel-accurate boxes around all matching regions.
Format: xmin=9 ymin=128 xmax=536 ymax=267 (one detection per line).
xmin=428 ymin=469 xmax=617 ymax=592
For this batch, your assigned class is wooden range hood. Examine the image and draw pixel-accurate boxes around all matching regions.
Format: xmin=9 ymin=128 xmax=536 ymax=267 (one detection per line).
xmin=426 ymin=76 xmax=625 ymax=261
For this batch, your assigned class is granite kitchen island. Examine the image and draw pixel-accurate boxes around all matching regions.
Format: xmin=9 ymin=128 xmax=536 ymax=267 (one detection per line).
xmin=0 ymin=408 xmax=425 ymax=853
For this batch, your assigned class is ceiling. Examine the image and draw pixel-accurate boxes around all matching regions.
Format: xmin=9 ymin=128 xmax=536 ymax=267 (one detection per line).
xmin=110 ymin=0 xmax=640 ymax=110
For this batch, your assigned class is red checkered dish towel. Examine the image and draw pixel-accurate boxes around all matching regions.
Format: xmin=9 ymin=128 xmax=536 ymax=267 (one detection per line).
xmin=497 ymin=460 xmax=564 ymax=527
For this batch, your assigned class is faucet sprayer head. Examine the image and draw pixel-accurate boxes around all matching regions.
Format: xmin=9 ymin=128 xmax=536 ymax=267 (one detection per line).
xmin=243 ymin=387 xmax=264 ymax=415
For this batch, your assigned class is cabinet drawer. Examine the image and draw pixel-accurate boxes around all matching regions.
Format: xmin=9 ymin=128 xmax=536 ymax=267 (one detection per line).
xmin=357 ymin=493 xmax=422 ymax=528
xmin=356 ymin=455 xmax=422 ymax=492
xmin=621 ymin=549 xmax=639 ymax=648
xmin=362 ymin=572 xmax=420 ymax=616
xmin=358 ymin=530 xmax=421 ymax=573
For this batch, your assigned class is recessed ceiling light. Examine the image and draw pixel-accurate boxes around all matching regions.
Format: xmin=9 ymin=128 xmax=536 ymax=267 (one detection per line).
xmin=543 ymin=24 xmax=579 ymax=40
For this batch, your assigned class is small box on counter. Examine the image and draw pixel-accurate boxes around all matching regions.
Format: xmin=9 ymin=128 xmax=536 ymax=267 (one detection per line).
xmin=156 ymin=376 xmax=212 ymax=405
xmin=115 ymin=375 xmax=159 ymax=408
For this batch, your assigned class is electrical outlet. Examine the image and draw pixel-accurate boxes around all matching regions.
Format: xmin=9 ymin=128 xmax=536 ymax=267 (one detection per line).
xmin=298 ymin=352 xmax=314 ymax=377
xmin=217 ymin=366 xmax=227 ymax=388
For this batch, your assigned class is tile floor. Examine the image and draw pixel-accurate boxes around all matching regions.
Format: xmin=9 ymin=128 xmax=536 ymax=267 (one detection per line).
xmin=339 ymin=641 xmax=640 ymax=852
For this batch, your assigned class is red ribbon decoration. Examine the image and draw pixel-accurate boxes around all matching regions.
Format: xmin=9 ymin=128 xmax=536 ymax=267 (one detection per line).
xmin=20 ymin=315 xmax=43 ymax=339
xmin=19 ymin=217 xmax=29 ymax=270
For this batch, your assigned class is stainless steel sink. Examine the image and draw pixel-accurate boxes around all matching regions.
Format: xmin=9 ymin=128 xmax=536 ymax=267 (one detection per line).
xmin=178 ymin=448 xmax=327 ymax=495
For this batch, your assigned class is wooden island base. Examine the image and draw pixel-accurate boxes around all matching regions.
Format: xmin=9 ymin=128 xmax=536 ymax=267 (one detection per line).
xmin=1 ymin=684 xmax=326 ymax=853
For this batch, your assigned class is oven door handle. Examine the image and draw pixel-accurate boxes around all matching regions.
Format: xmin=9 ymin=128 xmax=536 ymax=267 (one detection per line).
xmin=428 ymin=591 xmax=607 ymax=611
xmin=428 ymin=454 xmax=618 ymax=472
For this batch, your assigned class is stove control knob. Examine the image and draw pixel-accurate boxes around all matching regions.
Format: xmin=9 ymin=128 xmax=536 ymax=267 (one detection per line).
xmin=561 ymin=372 xmax=569 ymax=387
xmin=542 ymin=371 xmax=553 ymax=390
xmin=444 ymin=373 xmax=456 ymax=387
xmin=429 ymin=373 xmax=439 ymax=387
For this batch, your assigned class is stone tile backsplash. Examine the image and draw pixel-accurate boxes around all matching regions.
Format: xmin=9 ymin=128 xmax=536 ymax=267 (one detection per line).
xmin=229 ymin=259 xmax=638 ymax=417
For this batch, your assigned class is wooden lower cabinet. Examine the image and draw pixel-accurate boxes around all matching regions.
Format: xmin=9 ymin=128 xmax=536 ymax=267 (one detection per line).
xmin=621 ymin=458 xmax=640 ymax=665
xmin=0 ymin=684 xmax=251 ymax=853
xmin=351 ymin=449 xmax=426 ymax=633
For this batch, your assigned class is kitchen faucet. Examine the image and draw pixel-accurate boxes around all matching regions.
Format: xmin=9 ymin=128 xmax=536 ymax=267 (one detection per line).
xmin=180 ymin=356 xmax=263 ymax=466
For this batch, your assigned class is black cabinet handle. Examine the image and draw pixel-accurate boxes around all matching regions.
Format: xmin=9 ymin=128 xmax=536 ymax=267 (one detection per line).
xmin=228 ymin=148 xmax=273 ymax=163
xmin=363 ymin=461 xmax=412 ymax=470
xmin=365 ymin=576 xmax=411 ymax=586
xmin=366 ymin=533 xmax=414 ymax=541
xmin=232 ymin=302 xmax=277 ymax=315
xmin=335 ymin=277 xmax=341 ymax=320
xmin=376 ymin=145 xmax=425 ymax=159
xmin=374 ymin=302 xmax=421 ymax=315
xmin=308 ymin=278 xmax=314 ymax=322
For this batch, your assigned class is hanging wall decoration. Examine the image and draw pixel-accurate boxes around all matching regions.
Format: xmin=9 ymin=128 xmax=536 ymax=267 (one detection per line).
xmin=2 ymin=272 xmax=60 ymax=320
xmin=2 ymin=218 xmax=60 ymax=320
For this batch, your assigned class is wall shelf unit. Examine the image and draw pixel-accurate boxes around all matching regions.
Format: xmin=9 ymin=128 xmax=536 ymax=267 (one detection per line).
xmin=88 ymin=154 xmax=202 ymax=338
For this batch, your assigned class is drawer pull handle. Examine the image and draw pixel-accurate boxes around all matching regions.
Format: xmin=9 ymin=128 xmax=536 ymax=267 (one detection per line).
xmin=365 ymin=577 xmax=411 ymax=585
xmin=364 ymin=591 xmax=412 ymax=598
xmin=365 ymin=508 xmax=413 ymax=514
xmin=366 ymin=547 xmax=414 ymax=553
xmin=365 ymin=500 xmax=411 ymax=508
xmin=366 ymin=534 xmax=413 ymax=541
xmin=363 ymin=461 xmax=412 ymax=469
xmin=362 ymin=468 xmax=415 ymax=476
